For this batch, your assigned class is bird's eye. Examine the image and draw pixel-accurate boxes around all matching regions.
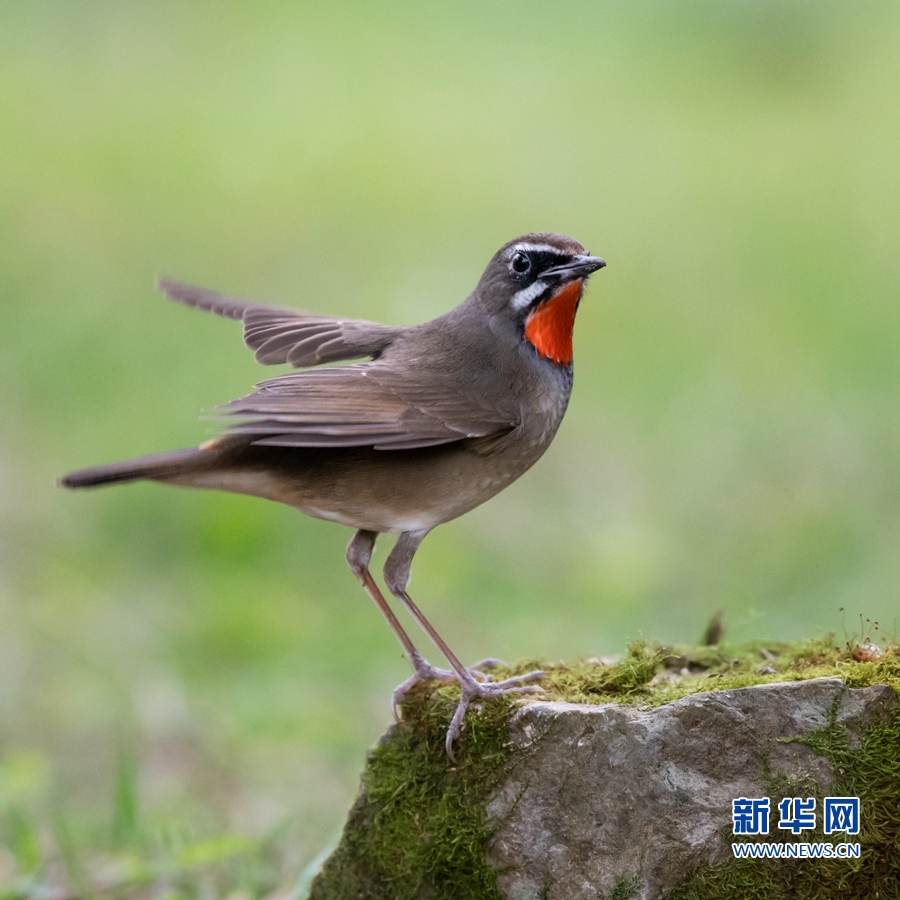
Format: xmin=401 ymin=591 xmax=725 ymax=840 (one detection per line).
xmin=510 ymin=251 xmax=531 ymax=275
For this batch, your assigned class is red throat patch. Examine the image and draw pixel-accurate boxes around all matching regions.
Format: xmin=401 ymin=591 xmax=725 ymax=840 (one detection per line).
xmin=524 ymin=279 xmax=583 ymax=366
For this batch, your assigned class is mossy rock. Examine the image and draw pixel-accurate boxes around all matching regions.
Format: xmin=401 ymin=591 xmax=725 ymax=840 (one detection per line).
xmin=307 ymin=639 xmax=900 ymax=900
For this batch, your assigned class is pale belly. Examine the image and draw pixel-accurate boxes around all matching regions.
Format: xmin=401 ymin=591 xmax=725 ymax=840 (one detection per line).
xmin=165 ymin=427 xmax=558 ymax=535
xmin=272 ymin=438 xmax=543 ymax=533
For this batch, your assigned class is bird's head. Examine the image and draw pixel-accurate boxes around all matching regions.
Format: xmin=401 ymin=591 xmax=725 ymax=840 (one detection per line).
xmin=476 ymin=232 xmax=606 ymax=367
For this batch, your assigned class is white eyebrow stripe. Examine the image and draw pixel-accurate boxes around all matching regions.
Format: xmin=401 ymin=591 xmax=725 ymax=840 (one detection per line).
xmin=510 ymin=279 xmax=550 ymax=311
xmin=508 ymin=242 xmax=569 ymax=258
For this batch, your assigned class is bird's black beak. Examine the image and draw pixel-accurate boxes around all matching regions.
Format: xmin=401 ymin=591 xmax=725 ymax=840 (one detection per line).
xmin=540 ymin=254 xmax=607 ymax=282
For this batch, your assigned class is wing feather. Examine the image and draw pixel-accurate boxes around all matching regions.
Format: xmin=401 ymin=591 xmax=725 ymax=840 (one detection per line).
xmin=157 ymin=279 xmax=515 ymax=451
xmin=217 ymin=366 xmax=516 ymax=450
xmin=157 ymin=278 xmax=401 ymax=367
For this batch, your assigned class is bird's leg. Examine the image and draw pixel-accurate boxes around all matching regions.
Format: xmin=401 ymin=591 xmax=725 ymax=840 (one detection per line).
xmin=383 ymin=531 xmax=544 ymax=760
xmin=346 ymin=530 xmax=457 ymax=720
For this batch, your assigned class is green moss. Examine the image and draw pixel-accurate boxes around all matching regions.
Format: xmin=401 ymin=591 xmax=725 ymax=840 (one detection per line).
xmin=309 ymin=638 xmax=900 ymax=899
xmin=608 ymin=874 xmax=642 ymax=900
xmin=308 ymin=682 xmax=521 ymax=900
xmin=510 ymin=635 xmax=900 ymax=709
xmin=535 ymin=640 xmax=664 ymax=704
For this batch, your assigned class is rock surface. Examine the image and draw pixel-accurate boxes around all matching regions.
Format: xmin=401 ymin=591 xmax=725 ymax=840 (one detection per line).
xmin=487 ymin=677 xmax=896 ymax=900
xmin=308 ymin=674 xmax=898 ymax=900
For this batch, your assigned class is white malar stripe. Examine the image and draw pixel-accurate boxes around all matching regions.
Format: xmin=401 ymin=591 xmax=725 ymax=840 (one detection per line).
xmin=508 ymin=242 xmax=570 ymax=259
xmin=510 ymin=279 xmax=549 ymax=310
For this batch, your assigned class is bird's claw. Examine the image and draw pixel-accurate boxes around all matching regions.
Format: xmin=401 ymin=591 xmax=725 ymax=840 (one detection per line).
xmin=391 ymin=656 xmax=544 ymax=761
xmin=391 ymin=655 xmax=517 ymax=721
xmin=391 ymin=657 xmax=457 ymax=721
xmin=444 ymin=669 xmax=545 ymax=762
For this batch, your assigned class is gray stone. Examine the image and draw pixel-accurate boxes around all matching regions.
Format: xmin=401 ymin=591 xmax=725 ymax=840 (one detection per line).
xmin=487 ymin=677 xmax=896 ymax=900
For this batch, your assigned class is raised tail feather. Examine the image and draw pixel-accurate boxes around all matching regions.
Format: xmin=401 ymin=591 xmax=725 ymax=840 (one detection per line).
xmin=59 ymin=447 xmax=211 ymax=489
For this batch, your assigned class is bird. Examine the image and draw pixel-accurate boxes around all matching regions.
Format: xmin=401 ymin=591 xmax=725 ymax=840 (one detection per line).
xmin=60 ymin=232 xmax=606 ymax=758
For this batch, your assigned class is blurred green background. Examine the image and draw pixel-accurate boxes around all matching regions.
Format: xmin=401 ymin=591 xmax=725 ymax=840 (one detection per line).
xmin=1 ymin=0 xmax=898 ymax=893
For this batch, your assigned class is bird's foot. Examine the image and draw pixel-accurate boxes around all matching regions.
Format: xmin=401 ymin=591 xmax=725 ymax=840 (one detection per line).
xmin=391 ymin=656 xmax=525 ymax=722
xmin=445 ymin=669 xmax=545 ymax=762
xmin=391 ymin=655 xmax=458 ymax=721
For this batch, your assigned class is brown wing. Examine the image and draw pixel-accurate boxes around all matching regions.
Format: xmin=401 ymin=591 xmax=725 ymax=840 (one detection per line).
xmin=157 ymin=278 xmax=401 ymax=367
xmin=218 ymin=366 xmax=517 ymax=451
